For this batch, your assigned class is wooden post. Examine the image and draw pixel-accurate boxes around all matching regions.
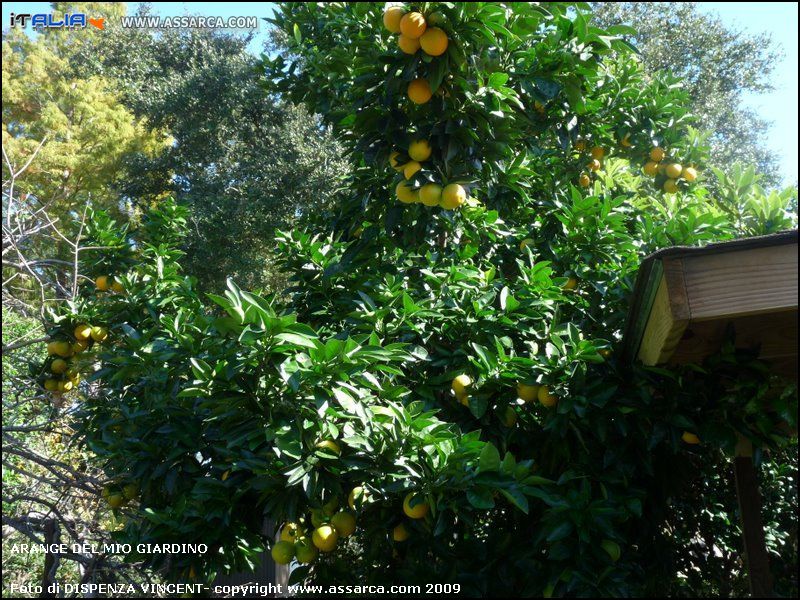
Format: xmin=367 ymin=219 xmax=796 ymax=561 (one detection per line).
xmin=733 ymin=436 xmax=774 ymax=597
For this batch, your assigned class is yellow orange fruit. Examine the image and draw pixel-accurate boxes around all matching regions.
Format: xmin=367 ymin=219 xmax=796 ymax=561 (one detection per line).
xmin=312 ymin=525 xmax=339 ymax=552
xmin=393 ymin=523 xmax=409 ymax=542
xmin=587 ymin=159 xmax=601 ymax=172
xmin=58 ymin=380 xmax=73 ymax=393
xmin=280 ymin=522 xmax=302 ymax=542
xmin=348 ymin=486 xmax=369 ymax=510
xmin=90 ymin=326 xmax=108 ymax=342
xmin=407 ymin=79 xmax=432 ymax=104
xmin=399 ymin=12 xmax=426 ymax=39
xmin=643 ymin=161 xmax=659 ymax=177
xmin=403 ymin=161 xmax=422 ymax=180
xmin=403 ymin=493 xmax=429 ymax=519
xmin=294 ymin=538 xmax=318 ymax=564
xmin=683 ymin=166 xmax=698 ymax=182
xmin=408 ymin=139 xmax=432 ymax=162
xmin=537 ymin=385 xmax=557 ymax=407
xmin=665 ymin=163 xmax=682 ymax=179
xmin=440 ymin=183 xmax=466 ymax=209
xmin=563 ymin=276 xmax=578 ymax=291
xmin=451 ymin=374 xmax=471 ymax=399
xmin=663 ymin=179 xmax=679 ymax=194
xmin=389 ymin=151 xmax=406 ymax=172
xmin=271 ymin=540 xmax=295 ymax=565
xmin=383 ymin=5 xmax=405 ymax=33
xmin=47 ymin=340 xmax=72 ymax=357
xmin=72 ymin=340 xmax=88 ymax=354
xmin=420 ymin=27 xmax=448 ymax=56
xmin=95 ymin=275 xmax=110 ymax=291
xmin=398 ymin=34 xmax=420 ymax=54
xmin=517 ymin=383 xmax=540 ymax=403
xmin=579 ymin=173 xmax=591 ymax=187
xmin=106 ymin=494 xmax=124 ymax=509
xmin=590 ymin=146 xmax=605 ymax=160
xmin=419 ymin=183 xmax=442 ymax=207
xmin=50 ymin=358 xmax=68 ymax=374
xmin=74 ymin=324 xmax=92 ymax=341
xmin=681 ymin=431 xmax=701 ymax=445
xmin=111 ymin=280 xmax=124 ymax=294
xmin=650 ymin=147 xmax=665 ymax=162
xmin=330 ymin=511 xmax=357 ymax=538
xmin=395 ymin=181 xmax=419 ymax=204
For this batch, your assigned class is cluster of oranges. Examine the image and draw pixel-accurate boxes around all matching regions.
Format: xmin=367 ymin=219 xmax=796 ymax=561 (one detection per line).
xmin=575 ymin=140 xmax=607 ymax=188
xmin=102 ymin=482 xmax=139 ymax=509
xmin=383 ymin=6 xmax=467 ymax=211
xmin=451 ymin=376 xmax=559 ymax=419
xmin=642 ymin=147 xmax=698 ymax=193
xmin=41 ymin=322 xmax=107 ymax=396
xmin=383 ymin=5 xmax=449 ymax=104
xmin=94 ymin=275 xmax=125 ymax=294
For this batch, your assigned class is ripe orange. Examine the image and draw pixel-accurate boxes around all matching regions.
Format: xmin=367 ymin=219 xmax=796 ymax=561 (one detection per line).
xmin=389 ymin=151 xmax=406 ymax=172
xmin=408 ymin=139 xmax=432 ymax=162
xmin=72 ymin=340 xmax=88 ymax=354
xmin=50 ymin=359 xmax=68 ymax=374
xmin=74 ymin=324 xmax=92 ymax=341
xmin=420 ymin=27 xmax=448 ymax=56
xmin=579 ymin=173 xmax=591 ymax=187
xmin=403 ymin=161 xmax=422 ymax=180
xmin=295 ymin=538 xmax=318 ymax=564
xmin=47 ymin=341 xmax=72 ymax=357
xmin=537 ymin=385 xmax=557 ymax=407
xmin=590 ymin=146 xmax=605 ymax=160
xmin=348 ymin=486 xmax=369 ymax=510
xmin=398 ymin=34 xmax=420 ymax=54
xmin=58 ymin=380 xmax=74 ymax=393
xmin=95 ymin=275 xmax=110 ymax=291
xmin=563 ymin=276 xmax=578 ymax=291
xmin=663 ymin=179 xmax=679 ymax=194
xmin=90 ymin=326 xmax=108 ymax=342
xmin=407 ymin=79 xmax=432 ymax=104
xmin=451 ymin=374 xmax=471 ymax=399
xmin=517 ymin=383 xmax=540 ymax=403
xmin=403 ymin=493 xmax=429 ymax=519
xmin=587 ymin=159 xmax=601 ymax=172
xmin=312 ymin=525 xmax=339 ymax=552
xmin=642 ymin=161 xmax=659 ymax=177
xmin=395 ymin=181 xmax=419 ymax=204
xmin=419 ymin=183 xmax=442 ymax=207
xmin=330 ymin=511 xmax=357 ymax=538
xmin=399 ymin=12 xmax=426 ymax=39
xmin=393 ymin=523 xmax=409 ymax=542
xmin=665 ymin=163 xmax=682 ymax=179
xmin=271 ymin=540 xmax=295 ymax=565
xmin=683 ymin=166 xmax=698 ymax=182
xmin=383 ymin=6 xmax=405 ymax=33
xmin=440 ymin=183 xmax=466 ymax=209
xmin=681 ymin=431 xmax=701 ymax=445
xmin=650 ymin=147 xmax=665 ymax=162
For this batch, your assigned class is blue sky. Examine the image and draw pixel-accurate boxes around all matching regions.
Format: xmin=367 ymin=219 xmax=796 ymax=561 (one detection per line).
xmin=3 ymin=2 xmax=797 ymax=183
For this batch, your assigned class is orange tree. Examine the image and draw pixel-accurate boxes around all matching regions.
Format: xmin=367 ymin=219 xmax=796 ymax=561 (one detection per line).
xmin=36 ymin=2 xmax=797 ymax=596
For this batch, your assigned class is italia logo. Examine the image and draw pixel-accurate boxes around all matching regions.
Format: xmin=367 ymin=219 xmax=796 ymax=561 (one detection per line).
xmin=9 ymin=13 xmax=105 ymax=30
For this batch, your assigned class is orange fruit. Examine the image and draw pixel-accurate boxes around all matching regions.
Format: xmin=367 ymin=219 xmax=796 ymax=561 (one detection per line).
xmin=420 ymin=27 xmax=448 ymax=56
xmin=90 ymin=326 xmax=108 ymax=342
xmin=665 ymin=163 xmax=682 ymax=179
xmin=682 ymin=166 xmax=698 ymax=182
xmin=74 ymin=324 xmax=92 ymax=341
xmin=579 ymin=173 xmax=591 ymax=187
xmin=407 ymin=79 xmax=432 ymax=104
xmin=398 ymin=34 xmax=420 ymax=54
xmin=574 ymin=138 xmax=587 ymax=151
xmin=395 ymin=181 xmax=419 ymax=204
xmin=312 ymin=525 xmax=338 ymax=552
xmin=587 ymin=159 xmax=601 ymax=172
xmin=663 ymin=179 xmax=679 ymax=194
xmin=330 ymin=511 xmax=356 ymax=538
xmin=590 ymin=146 xmax=605 ymax=160
xmin=383 ymin=6 xmax=405 ymax=33
xmin=399 ymin=12 xmax=426 ymax=39
xmin=271 ymin=540 xmax=295 ymax=565
xmin=517 ymin=383 xmax=540 ymax=403
xmin=393 ymin=523 xmax=410 ymax=542
xmin=44 ymin=379 xmax=59 ymax=392
xmin=50 ymin=358 xmax=68 ymax=374
xmin=440 ymin=183 xmax=466 ymax=209
xmin=537 ymin=385 xmax=557 ymax=407
xmin=95 ymin=275 xmax=110 ymax=291
xmin=403 ymin=161 xmax=422 ymax=180
xmin=650 ymin=147 xmax=665 ymax=162
xmin=408 ymin=139 xmax=432 ymax=162
xmin=682 ymin=431 xmax=701 ymax=445
xmin=563 ymin=276 xmax=578 ymax=291
xmin=389 ymin=151 xmax=406 ymax=172
xmin=419 ymin=183 xmax=442 ymax=207
xmin=403 ymin=493 xmax=429 ymax=519
xmin=643 ymin=161 xmax=659 ymax=177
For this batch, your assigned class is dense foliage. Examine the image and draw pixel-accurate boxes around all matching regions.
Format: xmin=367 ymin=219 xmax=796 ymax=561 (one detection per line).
xmin=18 ymin=2 xmax=798 ymax=597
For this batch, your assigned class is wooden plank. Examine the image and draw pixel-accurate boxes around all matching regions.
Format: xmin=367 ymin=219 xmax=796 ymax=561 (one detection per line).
xmin=637 ymin=258 xmax=690 ymax=365
xmin=733 ymin=437 xmax=774 ymax=597
xmin=682 ymin=243 xmax=798 ymax=321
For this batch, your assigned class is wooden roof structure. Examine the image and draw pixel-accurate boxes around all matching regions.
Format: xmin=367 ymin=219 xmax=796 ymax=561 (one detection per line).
xmin=623 ymin=229 xmax=798 ymax=378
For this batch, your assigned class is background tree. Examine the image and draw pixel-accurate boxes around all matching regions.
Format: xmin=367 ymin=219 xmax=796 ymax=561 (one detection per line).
xmin=52 ymin=1 xmax=350 ymax=292
xmin=592 ymin=2 xmax=783 ymax=185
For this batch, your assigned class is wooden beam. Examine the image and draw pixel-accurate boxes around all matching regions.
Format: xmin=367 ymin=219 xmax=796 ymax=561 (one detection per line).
xmin=682 ymin=243 xmax=798 ymax=321
xmin=637 ymin=258 xmax=690 ymax=365
xmin=733 ymin=436 xmax=774 ymax=597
